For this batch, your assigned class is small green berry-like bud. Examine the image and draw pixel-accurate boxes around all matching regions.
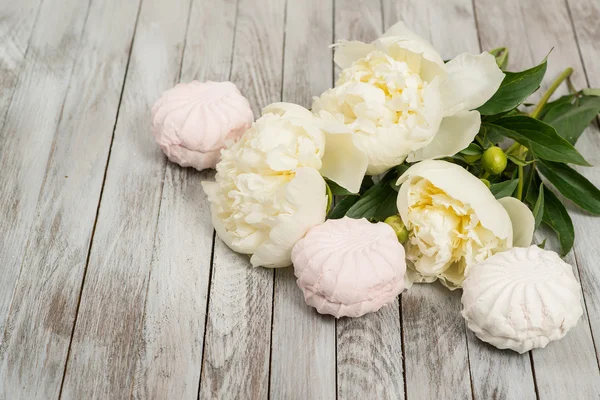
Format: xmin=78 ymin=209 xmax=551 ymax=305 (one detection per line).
xmin=463 ymin=154 xmax=482 ymax=164
xmin=480 ymin=178 xmax=491 ymax=188
xmin=482 ymin=146 xmax=507 ymax=175
xmin=384 ymin=215 xmax=409 ymax=244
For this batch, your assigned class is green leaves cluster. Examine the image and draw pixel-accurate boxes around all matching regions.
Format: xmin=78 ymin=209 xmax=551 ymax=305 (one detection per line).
xmin=472 ymin=55 xmax=600 ymax=255
xmin=327 ymin=173 xmax=398 ymax=222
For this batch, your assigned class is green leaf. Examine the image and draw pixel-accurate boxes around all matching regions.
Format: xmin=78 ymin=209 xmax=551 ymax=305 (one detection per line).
xmin=537 ymin=238 xmax=547 ymax=249
xmin=478 ymin=123 xmax=505 ymax=147
xmin=325 ymin=178 xmax=357 ymax=196
xmin=506 ymin=154 xmax=534 ymax=166
xmin=460 ymin=143 xmax=483 ymax=156
xmin=542 ymin=94 xmax=600 ymax=144
xmin=489 ymin=47 xmax=509 ymax=70
xmin=345 ymin=180 xmax=398 ymax=220
xmin=395 ymin=165 xmax=410 ymax=177
xmin=372 ymin=190 xmax=399 ymax=222
xmin=489 ymin=179 xmax=519 ymax=199
xmin=537 ymin=160 xmax=600 ymax=215
xmin=328 ymin=196 xmax=358 ymax=219
xmin=325 ymin=182 xmax=333 ymax=213
xmin=532 ymin=183 xmax=544 ymax=229
xmin=536 ymin=94 xmax=575 ymax=120
xmin=541 ymin=187 xmax=574 ymax=255
xmin=583 ymin=88 xmax=600 ymax=96
xmin=485 ymin=116 xmax=590 ymax=166
xmin=361 ymin=176 xmax=375 ymax=192
xmin=477 ymin=59 xmax=547 ymax=115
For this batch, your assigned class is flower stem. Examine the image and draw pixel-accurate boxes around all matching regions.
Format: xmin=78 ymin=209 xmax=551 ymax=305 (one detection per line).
xmin=530 ymin=67 xmax=574 ymax=119
xmin=567 ymin=76 xmax=577 ymax=94
xmin=516 ymin=147 xmax=526 ymax=200
xmin=506 ymin=142 xmax=521 ymax=155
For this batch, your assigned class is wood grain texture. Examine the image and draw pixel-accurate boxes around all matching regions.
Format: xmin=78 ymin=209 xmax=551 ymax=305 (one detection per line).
xmin=198 ymin=0 xmax=285 ymax=398
xmin=566 ymin=0 xmax=600 ymax=86
xmin=0 ymin=0 xmax=42 ymax=125
xmin=132 ymin=0 xmax=237 ymax=398
xmin=0 ymin=0 xmax=90 ymax=354
xmin=269 ymin=1 xmax=336 ymax=399
xmin=334 ymin=3 xmax=404 ymax=399
xmin=465 ymin=329 xmax=535 ymax=400
xmin=534 ymin=230 xmax=600 ymax=397
xmin=565 ymin=0 xmax=600 ymax=368
xmin=474 ymin=0 xmax=600 ymax=397
xmin=0 ymin=0 xmax=140 ymax=398
xmin=337 ymin=301 xmax=404 ymax=400
xmin=402 ymin=287 xmax=471 ymax=399
xmin=59 ymin=0 xmax=192 ymax=397
xmin=383 ymin=2 xmax=478 ymax=399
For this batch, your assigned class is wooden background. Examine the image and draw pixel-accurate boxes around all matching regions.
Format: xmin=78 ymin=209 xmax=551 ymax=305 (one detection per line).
xmin=1 ymin=0 xmax=599 ymax=398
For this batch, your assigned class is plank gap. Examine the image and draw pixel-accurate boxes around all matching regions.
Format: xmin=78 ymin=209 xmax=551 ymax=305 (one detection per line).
xmin=463 ymin=321 xmax=476 ymax=400
xmin=197 ymin=230 xmax=217 ymax=399
xmin=399 ymin=294 xmax=407 ymax=400
xmin=194 ymin=1 xmax=239 ymax=396
xmin=267 ymin=269 xmax=276 ymax=400
xmin=528 ymin=352 xmax=541 ymax=400
xmin=55 ymin=1 xmax=145 ymax=397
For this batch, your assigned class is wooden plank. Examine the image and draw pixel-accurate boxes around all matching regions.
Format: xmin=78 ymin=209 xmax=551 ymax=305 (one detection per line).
xmin=0 ymin=0 xmax=141 ymax=398
xmin=333 ymin=3 xmax=404 ymax=399
xmin=0 ymin=0 xmax=90 ymax=351
xmin=384 ymin=1 xmax=537 ymax=398
xmin=336 ymin=301 xmax=404 ymax=400
xmin=534 ymin=231 xmax=600 ymax=397
xmin=474 ymin=0 xmax=600 ymax=397
xmin=382 ymin=2 xmax=479 ymax=399
xmin=198 ymin=0 xmax=285 ymax=398
xmin=131 ymin=0 xmax=238 ymax=398
xmin=58 ymin=0 xmax=192 ymax=397
xmin=565 ymin=0 xmax=600 ymax=367
xmin=0 ymin=0 xmax=42 ymax=125
xmin=268 ymin=1 xmax=336 ymax=399
xmin=566 ymin=0 xmax=600 ymax=86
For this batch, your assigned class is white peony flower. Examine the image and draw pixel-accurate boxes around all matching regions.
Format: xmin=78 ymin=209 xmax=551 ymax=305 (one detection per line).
xmin=396 ymin=160 xmax=534 ymax=290
xmin=202 ymin=103 xmax=328 ymax=268
xmin=313 ymin=21 xmax=505 ymax=189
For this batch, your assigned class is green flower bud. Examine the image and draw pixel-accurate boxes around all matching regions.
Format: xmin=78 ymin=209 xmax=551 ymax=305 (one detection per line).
xmin=480 ymin=178 xmax=491 ymax=188
xmin=463 ymin=154 xmax=482 ymax=164
xmin=384 ymin=215 xmax=409 ymax=244
xmin=482 ymin=146 xmax=507 ymax=175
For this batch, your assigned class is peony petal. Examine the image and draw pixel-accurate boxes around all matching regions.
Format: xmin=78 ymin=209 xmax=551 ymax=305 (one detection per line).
xmin=379 ymin=21 xmax=445 ymax=67
xmin=375 ymin=21 xmax=446 ymax=82
xmin=320 ymin=132 xmax=368 ymax=194
xmin=251 ymin=167 xmax=327 ymax=268
xmin=202 ymin=181 xmax=261 ymax=254
xmin=407 ymin=110 xmax=481 ymax=162
xmin=438 ymin=262 xmax=467 ymax=291
xmin=498 ymin=197 xmax=535 ymax=248
xmin=333 ymin=40 xmax=377 ymax=69
xmin=440 ymin=52 xmax=505 ymax=115
xmin=397 ymin=160 xmax=513 ymax=243
xmin=262 ymin=102 xmax=314 ymax=119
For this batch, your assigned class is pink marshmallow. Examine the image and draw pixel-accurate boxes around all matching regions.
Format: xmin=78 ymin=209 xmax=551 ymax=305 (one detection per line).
xmin=151 ymin=81 xmax=254 ymax=171
xmin=292 ymin=217 xmax=407 ymax=318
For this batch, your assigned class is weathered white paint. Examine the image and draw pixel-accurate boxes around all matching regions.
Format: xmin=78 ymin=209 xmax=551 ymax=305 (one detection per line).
xmin=198 ymin=0 xmax=285 ymax=398
xmin=132 ymin=0 xmax=238 ymax=398
xmin=59 ymin=0 xmax=192 ymax=397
